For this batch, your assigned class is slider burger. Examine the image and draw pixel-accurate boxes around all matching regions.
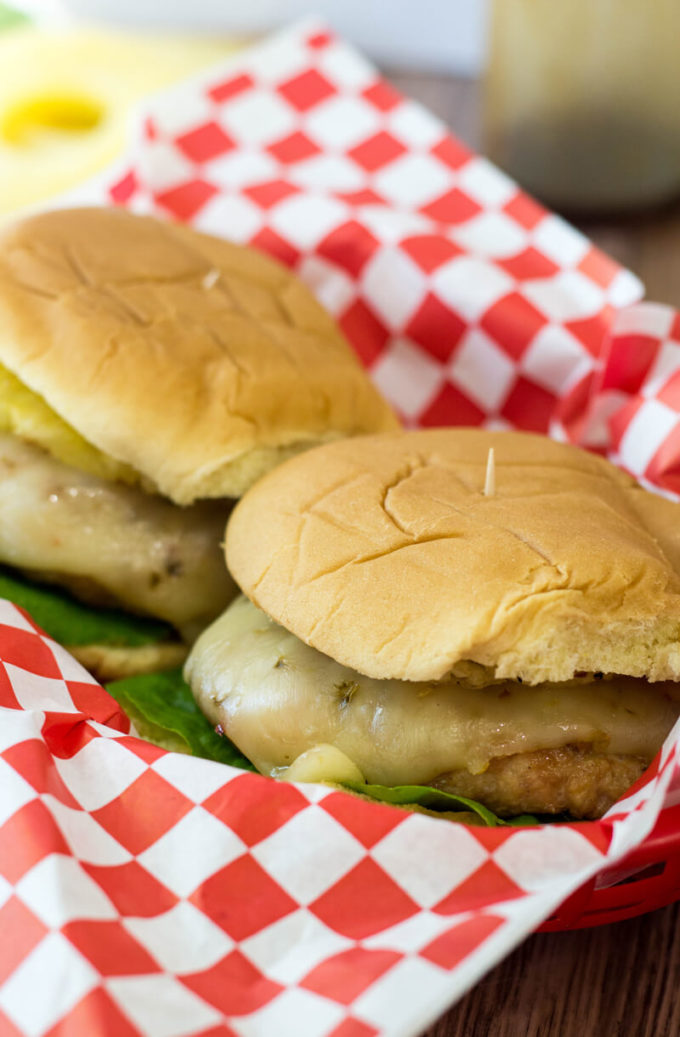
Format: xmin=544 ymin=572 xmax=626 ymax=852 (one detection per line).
xmin=0 ymin=207 xmax=397 ymax=679
xmin=186 ymin=428 xmax=680 ymax=819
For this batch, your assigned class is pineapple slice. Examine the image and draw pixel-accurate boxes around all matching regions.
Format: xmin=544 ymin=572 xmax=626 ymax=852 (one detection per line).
xmin=0 ymin=362 xmax=138 ymax=483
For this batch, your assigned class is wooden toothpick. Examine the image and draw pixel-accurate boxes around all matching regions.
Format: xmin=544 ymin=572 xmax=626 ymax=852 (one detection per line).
xmin=483 ymin=447 xmax=495 ymax=497
xmin=202 ymin=268 xmax=220 ymax=290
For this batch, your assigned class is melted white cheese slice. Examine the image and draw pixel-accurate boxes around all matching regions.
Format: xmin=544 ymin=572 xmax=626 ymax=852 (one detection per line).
xmin=186 ymin=596 xmax=680 ymax=785
xmin=0 ymin=433 xmax=234 ymax=637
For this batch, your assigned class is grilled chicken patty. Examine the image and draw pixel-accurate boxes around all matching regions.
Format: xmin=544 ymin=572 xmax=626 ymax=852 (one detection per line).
xmin=0 ymin=433 xmax=234 ymax=639
xmin=186 ymin=596 xmax=680 ymax=817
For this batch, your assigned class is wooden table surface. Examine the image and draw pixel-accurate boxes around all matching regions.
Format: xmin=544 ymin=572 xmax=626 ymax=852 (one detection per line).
xmin=386 ymin=69 xmax=680 ymax=1037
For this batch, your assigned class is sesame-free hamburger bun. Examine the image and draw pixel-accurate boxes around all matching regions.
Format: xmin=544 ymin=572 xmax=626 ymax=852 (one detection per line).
xmin=0 ymin=206 xmax=398 ymax=503
xmin=186 ymin=428 xmax=680 ymax=818
xmin=0 ymin=207 xmax=398 ymax=678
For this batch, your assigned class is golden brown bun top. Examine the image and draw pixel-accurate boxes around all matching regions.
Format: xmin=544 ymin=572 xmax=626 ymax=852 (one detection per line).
xmin=226 ymin=428 xmax=680 ymax=684
xmin=0 ymin=207 xmax=398 ymax=503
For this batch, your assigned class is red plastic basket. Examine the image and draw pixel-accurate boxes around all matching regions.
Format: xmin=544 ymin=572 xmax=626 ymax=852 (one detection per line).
xmin=539 ymin=802 xmax=680 ymax=930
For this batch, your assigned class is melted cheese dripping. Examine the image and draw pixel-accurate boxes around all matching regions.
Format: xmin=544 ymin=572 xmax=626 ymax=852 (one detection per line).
xmin=186 ymin=595 xmax=680 ymax=785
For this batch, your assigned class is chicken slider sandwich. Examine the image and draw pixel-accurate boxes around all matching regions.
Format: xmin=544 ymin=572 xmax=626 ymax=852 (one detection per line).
xmin=186 ymin=428 xmax=680 ymax=820
xmin=0 ymin=207 xmax=397 ymax=679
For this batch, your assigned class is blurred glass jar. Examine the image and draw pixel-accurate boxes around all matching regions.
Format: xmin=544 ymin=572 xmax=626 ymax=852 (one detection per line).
xmin=484 ymin=0 xmax=680 ymax=214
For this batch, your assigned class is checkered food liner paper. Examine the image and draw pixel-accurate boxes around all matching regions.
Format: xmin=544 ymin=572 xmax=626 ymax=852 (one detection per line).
xmin=3 ymin=19 xmax=680 ymax=1037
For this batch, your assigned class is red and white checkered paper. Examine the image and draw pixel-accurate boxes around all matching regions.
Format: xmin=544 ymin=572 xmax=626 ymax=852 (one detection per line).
xmin=5 ymin=19 xmax=680 ymax=1037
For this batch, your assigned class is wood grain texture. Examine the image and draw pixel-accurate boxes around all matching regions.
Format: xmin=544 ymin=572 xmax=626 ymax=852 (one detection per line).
xmin=427 ymin=904 xmax=680 ymax=1037
xmin=386 ymin=69 xmax=680 ymax=1037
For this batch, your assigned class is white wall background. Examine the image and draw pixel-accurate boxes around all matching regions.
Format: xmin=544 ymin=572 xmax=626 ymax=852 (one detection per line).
xmin=12 ymin=0 xmax=489 ymax=74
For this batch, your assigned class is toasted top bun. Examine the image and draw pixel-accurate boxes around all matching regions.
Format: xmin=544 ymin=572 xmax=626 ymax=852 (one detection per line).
xmin=226 ymin=428 xmax=680 ymax=685
xmin=0 ymin=207 xmax=398 ymax=503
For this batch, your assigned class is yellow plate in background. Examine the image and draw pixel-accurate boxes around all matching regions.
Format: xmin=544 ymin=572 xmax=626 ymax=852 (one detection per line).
xmin=0 ymin=24 xmax=240 ymax=217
